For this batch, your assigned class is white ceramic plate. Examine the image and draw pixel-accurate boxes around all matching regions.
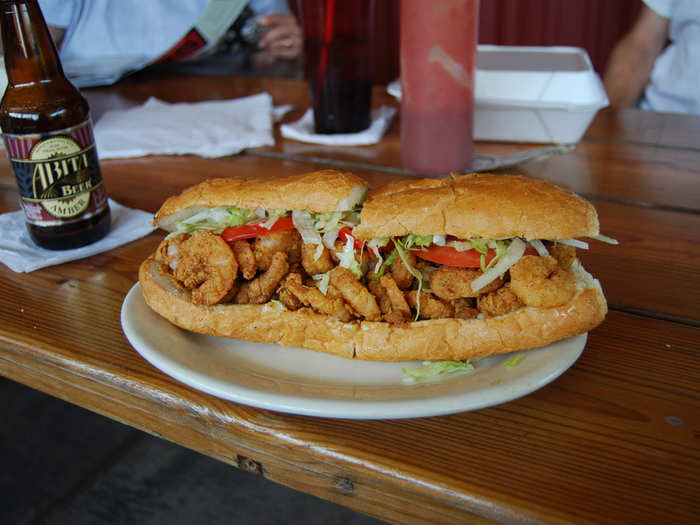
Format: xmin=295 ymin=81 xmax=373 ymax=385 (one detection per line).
xmin=121 ymin=284 xmax=586 ymax=419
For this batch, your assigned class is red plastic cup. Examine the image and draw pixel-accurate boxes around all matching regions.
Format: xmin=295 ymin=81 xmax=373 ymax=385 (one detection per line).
xmin=400 ymin=0 xmax=479 ymax=174
xmin=297 ymin=0 xmax=374 ymax=134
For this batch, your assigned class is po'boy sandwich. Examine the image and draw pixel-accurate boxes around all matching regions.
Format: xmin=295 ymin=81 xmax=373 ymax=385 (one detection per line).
xmin=139 ymin=170 xmax=610 ymax=361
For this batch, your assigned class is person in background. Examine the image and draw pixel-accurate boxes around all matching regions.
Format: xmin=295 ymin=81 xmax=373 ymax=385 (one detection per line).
xmin=603 ymin=0 xmax=699 ymax=115
xmin=36 ymin=0 xmax=303 ymax=87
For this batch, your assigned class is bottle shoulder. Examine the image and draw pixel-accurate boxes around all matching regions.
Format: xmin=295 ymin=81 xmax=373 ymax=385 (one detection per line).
xmin=0 ymin=80 xmax=90 ymax=133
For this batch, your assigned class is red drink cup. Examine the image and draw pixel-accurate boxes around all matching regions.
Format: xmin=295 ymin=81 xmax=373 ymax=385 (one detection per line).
xmin=400 ymin=0 xmax=479 ymax=174
xmin=297 ymin=0 xmax=374 ymax=134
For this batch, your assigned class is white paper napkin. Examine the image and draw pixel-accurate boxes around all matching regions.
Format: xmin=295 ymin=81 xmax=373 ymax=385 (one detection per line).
xmin=94 ymin=93 xmax=275 ymax=159
xmin=0 ymin=200 xmax=156 ymax=272
xmin=280 ymin=106 xmax=397 ymax=146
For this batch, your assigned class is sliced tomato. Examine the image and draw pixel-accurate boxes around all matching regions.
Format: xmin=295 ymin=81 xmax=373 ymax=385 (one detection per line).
xmin=412 ymin=245 xmax=492 ymax=267
xmin=413 ymin=244 xmax=537 ymax=268
xmin=338 ymin=226 xmax=364 ymax=250
xmin=220 ymin=216 xmax=295 ymax=243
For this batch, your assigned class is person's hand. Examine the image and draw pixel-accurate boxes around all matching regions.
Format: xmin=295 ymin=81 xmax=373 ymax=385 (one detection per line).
xmin=257 ymin=13 xmax=303 ymax=60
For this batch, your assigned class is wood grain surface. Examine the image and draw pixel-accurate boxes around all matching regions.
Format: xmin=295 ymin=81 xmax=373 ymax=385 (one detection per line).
xmin=1 ymin=73 xmax=698 ymax=524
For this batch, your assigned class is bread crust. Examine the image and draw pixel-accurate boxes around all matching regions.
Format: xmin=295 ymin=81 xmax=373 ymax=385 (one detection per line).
xmin=139 ymin=257 xmax=606 ymax=362
xmin=154 ymin=170 xmax=368 ymax=231
xmin=352 ymin=173 xmax=600 ymax=241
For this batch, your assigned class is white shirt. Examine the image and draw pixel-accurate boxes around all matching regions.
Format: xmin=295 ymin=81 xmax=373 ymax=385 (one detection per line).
xmin=640 ymin=0 xmax=700 ymax=114
xmin=38 ymin=0 xmax=291 ymax=86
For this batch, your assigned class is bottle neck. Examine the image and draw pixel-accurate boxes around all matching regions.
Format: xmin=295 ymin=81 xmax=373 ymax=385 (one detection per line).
xmin=1 ymin=0 xmax=64 ymax=86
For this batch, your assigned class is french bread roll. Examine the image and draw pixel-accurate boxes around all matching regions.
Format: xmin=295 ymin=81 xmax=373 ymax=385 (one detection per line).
xmin=138 ymin=170 xmax=609 ymax=362
xmin=352 ymin=173 xmax=600 ymax=240
xmin=139 ymin=257 xmax=606 ymax=361
xmin=154 ymin=169 xmax=368 ymax=232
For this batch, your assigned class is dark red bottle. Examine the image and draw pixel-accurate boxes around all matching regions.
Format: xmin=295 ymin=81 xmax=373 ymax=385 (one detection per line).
xmin=0 ymin=0 xmax=110 ymax=250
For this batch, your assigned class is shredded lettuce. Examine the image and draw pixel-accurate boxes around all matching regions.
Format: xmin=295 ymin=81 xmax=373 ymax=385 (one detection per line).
xmin=470 ymin=238 xmax=489 ymax=255
xmin=471 ymin=238 xmax=527 ymax=292
xmin=593 ymin=234 xmax=619 ymax=245
xmin=166 ymin=206 xmax=262 ymax=238
xmin=367 ymin=237 xmax=390 ymax=273
xmin=312 ymin=209 xmax=363 ymax=250
xmin=402 ymin=234 xmax=433 ymax=250
xmin=312 ymin=211 xmax=344 ymax=233
xmin=485 ymin=239 xmax=509 ymax=272
xmin=446 ymin=239 xmax=472 ymax=251
xmin=312 ymin=272 xmax=331 ymax=295
xmin=313 ymin=210 xmax=361 ymax=232
xmin=504 ymin=355 xmax=524 ymax=368
xmin=336 ymin=236 xmax=363 ymax=278
xmin=556 ymin=238 xmax=589 ymax=249
xmin=402 ymin=360 xmax=475 ymax=382
xmin=292 ymin=210 xmax=322 ymax=246
xmin=529 ymin=239 xmax=550 ymax=257
xmin=262 ymin=299 xmax=287 ymax=312
xmin=375 ymin=246 xmax=398 ymax=279
xmin=261 ymin=208 xmax=286 ymax=229
xmin=393 ymin=240 xmax=424 ymax=319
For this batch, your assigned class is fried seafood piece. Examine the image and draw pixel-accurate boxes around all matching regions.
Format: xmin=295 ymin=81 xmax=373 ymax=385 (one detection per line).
xmin=232 ymin=240 xmax=256 ymax=280
xmin=477 ymin=283 xmax=523 ymax=317
xmin=367 ymin=274 xmax=412 ymax=324
xmin=236 ymin=251 xmax=289 ymax=304
xmin=155 ymin=231 xmax=238 ymax=306
xmin=406 ymin=290 xmax=455 ymax=320
xmin=252 ymin=230 xmax=302 ymax=271
xmin=452 ymin=298 xmax=479 ymax=319
xmin=368 ymin=278 xmax=391 ymax=313
xmin=429 ymin=266 xmax=504 ymax=300
xmin=279 ymin=273 xmax=353 ymax=322
xmin=277 ymin=286 xmax=302 ymax=311
xmin=301 ymin=242 xmax=334 ymax=275
xmin=378 ymin=275 xmax=412 ymax=320
xmin=547 ymin=242 xmax=577 ymax=268
xmin=328 ymin=266 xmax=381 ymax=321
xmin=509 ymin=255 xmax=577 ymax=308
xmin=389 ymin=251 xmax=416 ymax=289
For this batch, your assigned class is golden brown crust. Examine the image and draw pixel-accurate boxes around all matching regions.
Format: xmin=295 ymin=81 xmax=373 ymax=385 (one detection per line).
xmin=354 ymin=287 xmax=606 ymax=361
xmin=154 ymin=170 xmax=368 ymax=231
xmin=139 ymin=257 xmax=358 ymax=359
xmin=139 ymin=257 xmax=606 ymax=362
xmin=352 ymin=173 xmax=600 ymax=241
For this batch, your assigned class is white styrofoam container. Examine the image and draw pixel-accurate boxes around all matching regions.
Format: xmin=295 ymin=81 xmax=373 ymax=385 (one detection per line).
xmin=388 ymin=45 xmax=609 ymax=144
xmin=474 ymin=45 xmax=608 ymax=143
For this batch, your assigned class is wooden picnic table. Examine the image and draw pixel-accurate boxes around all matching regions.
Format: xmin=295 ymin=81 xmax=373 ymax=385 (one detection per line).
xmin=0 ymin=72 xmax=697 ymax=524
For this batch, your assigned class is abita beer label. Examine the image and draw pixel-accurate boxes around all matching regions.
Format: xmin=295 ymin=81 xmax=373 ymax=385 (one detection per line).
xmin=4 ymin=121 xmax=107 ymax=225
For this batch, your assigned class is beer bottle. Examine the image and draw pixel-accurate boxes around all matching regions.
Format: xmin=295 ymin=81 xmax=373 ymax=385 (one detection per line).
xmin=0 ymin=0 xmax=110 ymax=250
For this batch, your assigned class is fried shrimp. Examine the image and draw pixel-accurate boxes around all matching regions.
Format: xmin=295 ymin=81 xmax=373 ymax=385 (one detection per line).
xmin=477 ymin=283 xmax=523 ymax=317
xmin=452 ymin=298 xmax=479 ymax=319
xmin=378 ymin=275 xmax=412 ymax=322
xmin=253 ymin=230 xmax=302 ymax=270
xmin=236 ymin=251 xmax=289 ymax=304
xmin=548 ymin=242 xmax=577 ymax=268
xmin=509 ymin=255 xmax=577 ymax=308
xmin=277 ymin=285 xmax=302 ymax=310
xmin=232 ymin=240 xmax=256 ymax=280
xmin=406 ymin=290 xmax=455 ymax=320
xmin=328 ymin=266 xmax=381 ymax=321
xmin=430 ymin=266 xmax=504 ymax=300
xmin=280 ymin=273 xmax=353 ymax=322
xmin=301 ymin=242 xmax=334 ymax=275
xmin=155 ymin=231 xmax=238 ymax=306
xmin=390 ymin=251 xmax=416 ymax=289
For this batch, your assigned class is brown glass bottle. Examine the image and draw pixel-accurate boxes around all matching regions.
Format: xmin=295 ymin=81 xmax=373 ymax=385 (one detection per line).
xmin=0 ymin=0 xmax=110 ymax=250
